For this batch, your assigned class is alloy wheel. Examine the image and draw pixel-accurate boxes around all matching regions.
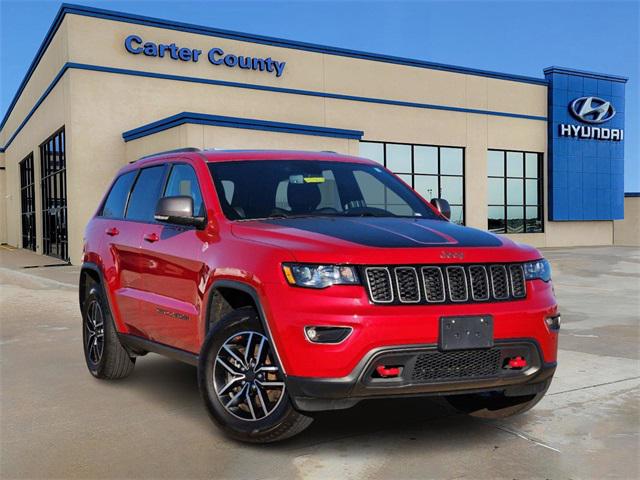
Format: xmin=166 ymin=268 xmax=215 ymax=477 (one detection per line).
xmin=213 ymin=331 xmax=285 ymax=421
xmin=84 ymin=300 xmax=105 ymax=364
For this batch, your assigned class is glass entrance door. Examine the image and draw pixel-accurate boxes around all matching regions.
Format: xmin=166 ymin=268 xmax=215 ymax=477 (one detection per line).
xmin=19 ymin=153 xmax=37 ymax=251
xmin=40 ymin=127 xmax=69 ymax=261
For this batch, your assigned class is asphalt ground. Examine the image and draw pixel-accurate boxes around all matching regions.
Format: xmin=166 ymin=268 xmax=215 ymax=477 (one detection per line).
xmin=1 ymin=245 xmax=638 ymax=479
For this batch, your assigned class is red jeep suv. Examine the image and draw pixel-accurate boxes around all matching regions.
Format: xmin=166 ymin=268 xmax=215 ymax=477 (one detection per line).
xmin=80 ymin=148 xmax=559 ymax=442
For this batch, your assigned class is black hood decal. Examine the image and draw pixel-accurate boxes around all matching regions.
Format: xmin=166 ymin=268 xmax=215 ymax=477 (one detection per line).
xmin=262 ymin=217 xmax=503 ymax=248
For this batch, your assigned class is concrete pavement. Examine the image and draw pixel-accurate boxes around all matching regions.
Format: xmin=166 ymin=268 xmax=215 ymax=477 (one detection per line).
xmin=1 ymin=246 xmax=638 ymax=479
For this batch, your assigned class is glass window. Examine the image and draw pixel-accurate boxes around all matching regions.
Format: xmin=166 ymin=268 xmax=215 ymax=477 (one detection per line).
xmin=526 ymin=206 xmax=542 ymax=232
xmin=354 ymin=170 xmax=413 ymax=216
xmin=488 ymin=150 xmax=504 ymax=177
xmin=507 ymin=206 xmax=524 ymax=233
xmin=359 ymin=142 xmax=384 ymax=165
xmin=488 ymin=206 xmax=505 ymax=233
xmin=488 ymin=150 xmax=542 ymax=233
xmin=220 ymin=180 xmax=234 ymax=205
xmin=126 ymin=166 xmax=166 ymax=222
xmin=274 ymin=180 xmax=290 ymax=210
xmin=507 ymin=151 xmax=524 ymax=177
xmin=525 ymin=153 xmax=538 ymax=178
xmin=208 ymin=160 xmax=439 ymax=220
xmin=414 ymin=146 xmax=438 ymax=174
xmin=414 ymin=175 xmax=439 ymax=201
xmin=102 ymin=171 xmax=136 ymax=218
xmin=275 ymin=170 xmax=342 ymax=212
xmin=449 ymin=205 xmax=464 ymax=225
xmin=440 ymin=176 xmax=463 ymax=205
xmin=385 ymin=143 xmax=412 ymax=173
xmin=440 ymin=147 xmax=463 ymax=175
xmin=487 ymin=178 xmax=504 ymax=205
xmin=525 ymin=179 xmax=538 ymax=205
xmin=507 ymin=179 xmax=524 ymax=205
xmin=359 ymin=141 xmax=465 ymax=225
xmin=164 ymin=164 xmax=204 ymax=216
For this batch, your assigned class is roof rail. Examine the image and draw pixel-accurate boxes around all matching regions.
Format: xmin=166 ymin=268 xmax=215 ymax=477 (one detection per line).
xmin=133 ymin=147 xmax=201 ymax=162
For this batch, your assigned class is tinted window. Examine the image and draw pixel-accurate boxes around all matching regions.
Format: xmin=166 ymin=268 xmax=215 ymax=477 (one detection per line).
xmin=353 ymin=170 xmax=412 ymax=216
xmin=208 ymin=160 xmax=438 ymax=221
xmin=102 ymin=171 xmax=136 ymax=218
xmin=164 ymin=164 xmax=205 ymax=216
xmin=126 ymin=166 xmax=166 ymax=222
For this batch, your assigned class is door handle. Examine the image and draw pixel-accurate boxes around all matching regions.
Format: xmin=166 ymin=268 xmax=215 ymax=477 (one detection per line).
xmin=105 ymin=227 xmax=119 ymax=237
xmin=143 ymin=232 xmax=159 ymax=243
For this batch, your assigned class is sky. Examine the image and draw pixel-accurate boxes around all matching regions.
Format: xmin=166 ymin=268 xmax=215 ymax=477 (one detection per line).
xmin=1 ymin=0 xmax=638 ymax=190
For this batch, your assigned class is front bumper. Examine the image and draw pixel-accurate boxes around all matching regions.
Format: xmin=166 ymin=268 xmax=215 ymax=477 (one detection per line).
xmin=286 ymin=339 xmax=556 ymax=412
xmin=262 ymin=278 xmax=559 ymax=378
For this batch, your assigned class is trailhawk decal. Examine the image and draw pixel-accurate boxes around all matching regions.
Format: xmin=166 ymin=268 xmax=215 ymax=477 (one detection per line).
xmin=262 ymin=217 xmax=503 ymax=248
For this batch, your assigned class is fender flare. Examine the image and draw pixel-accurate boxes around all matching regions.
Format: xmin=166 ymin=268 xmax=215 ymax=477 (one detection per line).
xmin=79 ymin=262 xmax=123 ymax=333
xmin=207 ymin=279 xmax=287 ymax=375
xmin=79 ymin=262 xmax=105 ymax=309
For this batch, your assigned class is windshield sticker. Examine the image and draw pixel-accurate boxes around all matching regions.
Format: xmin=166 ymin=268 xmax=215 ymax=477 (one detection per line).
xmin=303 ymin=177 xmax=325 ymax=184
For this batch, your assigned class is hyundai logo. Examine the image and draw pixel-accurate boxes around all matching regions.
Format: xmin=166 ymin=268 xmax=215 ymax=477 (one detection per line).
xmin=570 ymin=96 xmax=616 ymax=124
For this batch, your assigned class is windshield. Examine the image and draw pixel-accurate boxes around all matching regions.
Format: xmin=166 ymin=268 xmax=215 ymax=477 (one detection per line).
xmin=208 ymin=160 xmax=440 ymax=221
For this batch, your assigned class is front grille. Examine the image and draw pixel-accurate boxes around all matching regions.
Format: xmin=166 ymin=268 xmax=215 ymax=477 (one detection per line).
xmin=422 ymin=267 xmax=445 ymax=302
xmin=395 ymin=267 xmax=421 ymax=303
xmin=509 ymin=264 xmax=527 ymax=298
xmin=411 ymin=348 xmax=501 ymax=382
xmin=363 ymin=263 xmax=527 ymax=305
xmin=469 ymin=265 xmax=490 ymax=301
xmin=365 ymin=267 xmax=394 ymax=303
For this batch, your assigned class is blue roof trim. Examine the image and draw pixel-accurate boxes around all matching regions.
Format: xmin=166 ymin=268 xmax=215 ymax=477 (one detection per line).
xmin=543 ymin=66 xmax=628 ymax=83
xmin=625 ymin=192 xmax=640 ymax=197
xmin=0 ymin=62 xmax=548 ymax=151
xmin=123 ymin=112 xmax=364 ymax=141
xmin=1 ymin=3 xmax=548 ymax=134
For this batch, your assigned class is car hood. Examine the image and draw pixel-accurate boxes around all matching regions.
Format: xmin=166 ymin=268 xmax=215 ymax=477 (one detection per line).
xmin=231 ymin=217 xmax=539 ymax=264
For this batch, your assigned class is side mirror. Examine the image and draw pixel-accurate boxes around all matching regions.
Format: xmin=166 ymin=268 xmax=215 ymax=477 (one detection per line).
xmin=430 ymin=198 xmax=451 ymax=220
xmin=155 ymin=196 xmax=205 ymax=228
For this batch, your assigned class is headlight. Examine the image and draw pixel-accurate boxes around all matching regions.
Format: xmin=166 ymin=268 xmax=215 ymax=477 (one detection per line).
xmin=282 ymin=264 xmax=360 ymax=288
xmin=524 ymin=258 xmax=552 ymax=282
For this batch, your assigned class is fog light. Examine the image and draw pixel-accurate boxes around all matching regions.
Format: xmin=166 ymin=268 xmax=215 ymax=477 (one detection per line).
xmin=306 ymin=327 xmax=318 ymax=341
xmin=304 ymin=326 xmax=352 ymax=344
xmin=545 ymin=314 xmax=561 ymax=330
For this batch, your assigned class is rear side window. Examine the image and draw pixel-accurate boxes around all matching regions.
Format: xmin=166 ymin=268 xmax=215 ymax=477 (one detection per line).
xmin=125 ymin=166 xmax=166 ymax=222
xmin=164 ymin=164 xmax=205 ymax=217
xmin=102 ymin=171 xmax=136 ymax=218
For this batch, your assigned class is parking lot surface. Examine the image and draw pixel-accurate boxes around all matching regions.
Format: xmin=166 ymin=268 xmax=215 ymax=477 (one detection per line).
xmin=1 ymin=245 xmax=639 ymax=479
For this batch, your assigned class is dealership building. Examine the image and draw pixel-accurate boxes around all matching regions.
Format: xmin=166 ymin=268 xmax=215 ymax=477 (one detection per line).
xmin=0 ymin=4 xmax=637 ymax=265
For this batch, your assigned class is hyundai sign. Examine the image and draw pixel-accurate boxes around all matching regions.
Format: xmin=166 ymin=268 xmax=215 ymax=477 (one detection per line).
xmin=544 ymin=67 xmax=627 ymax=221
xmin=558 ymin=96 xmax=623 ymax=141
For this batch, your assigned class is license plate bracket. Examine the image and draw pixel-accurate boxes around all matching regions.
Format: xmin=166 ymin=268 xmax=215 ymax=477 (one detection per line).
xmin=439 ymin=315 xmax=493 ymax=351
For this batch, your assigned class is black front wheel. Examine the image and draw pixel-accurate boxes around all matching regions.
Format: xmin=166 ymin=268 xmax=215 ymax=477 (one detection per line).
xmin=198 ymin=307 xmax=313 ymax=443
xmin=82 ymin=282 xmax=135 ymax=379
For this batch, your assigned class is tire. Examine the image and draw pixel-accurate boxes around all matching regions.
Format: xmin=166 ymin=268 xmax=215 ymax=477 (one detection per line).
xmin=82 ymin=281 xmax=135 ymax=379
xmin=198 ymin=306 xmax=313 ymax=443
xmin=445 ymin=379 xmax=551 ymax=419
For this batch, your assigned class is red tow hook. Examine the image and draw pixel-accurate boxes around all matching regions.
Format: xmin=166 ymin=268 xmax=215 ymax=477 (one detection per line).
xmin=506 ymin=356 xmax=528 ymax=369
xmin=376 ymin=365 xmax=401 ymax=378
